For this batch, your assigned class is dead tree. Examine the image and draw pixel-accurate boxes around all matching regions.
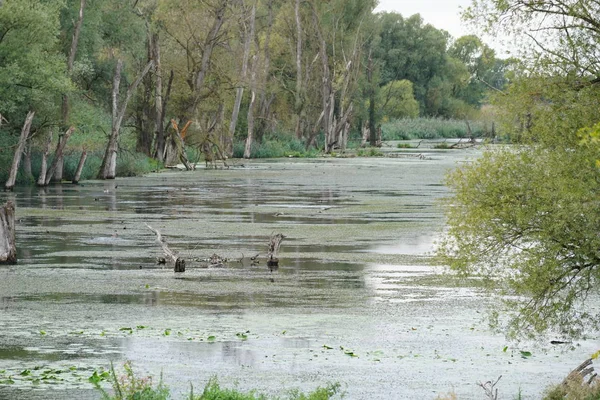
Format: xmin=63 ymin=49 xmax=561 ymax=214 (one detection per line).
xmin=72 ymin=150 xmax=88 ymax=184
xmin=37 ymin=130 xmax=53 ymax=186
xmin=0 ymin=201 xmax=16 ymax=264
xmin=145 ymin=223 xmax=185 ymax=272
xmin=267 ymin=233 xmax=285 ymax=268
xmin=5 ymin=111 xmax=35 ymax=190
xmin=44 ymin=126 xmax=75 ymax=185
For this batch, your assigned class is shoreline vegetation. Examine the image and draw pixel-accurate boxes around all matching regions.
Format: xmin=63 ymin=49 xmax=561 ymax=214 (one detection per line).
xmin=0 ymin=117 xmax=490 ymax=187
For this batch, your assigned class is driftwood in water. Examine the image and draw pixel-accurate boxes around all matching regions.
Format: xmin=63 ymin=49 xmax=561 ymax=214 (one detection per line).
xmin=267 ymin=233 xmax=285 ymax=268
xmin=145 ymin=223 xmax=185 ymax=272
xmin=0 ymin=201 xmax=16 ymax=264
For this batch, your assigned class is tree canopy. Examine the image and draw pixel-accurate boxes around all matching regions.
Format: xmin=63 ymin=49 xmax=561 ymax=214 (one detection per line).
xmin=439 ymin=0 xmax=600 ymax=340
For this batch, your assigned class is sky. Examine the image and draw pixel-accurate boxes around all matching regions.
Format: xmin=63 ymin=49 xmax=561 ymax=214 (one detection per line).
xmin=374 ymin=0 xmax=510 ymax=54
xmin=374 ymin=0 xmax=473 ymax=39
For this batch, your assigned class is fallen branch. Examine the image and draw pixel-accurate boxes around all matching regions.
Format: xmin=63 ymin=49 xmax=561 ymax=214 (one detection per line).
xmin=145 ymin=223 xmax=185 ymax=272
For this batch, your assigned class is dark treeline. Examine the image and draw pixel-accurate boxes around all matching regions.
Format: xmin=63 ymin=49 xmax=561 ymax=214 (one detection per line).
xmin=0 ymin=0 xmax=508 ymax=185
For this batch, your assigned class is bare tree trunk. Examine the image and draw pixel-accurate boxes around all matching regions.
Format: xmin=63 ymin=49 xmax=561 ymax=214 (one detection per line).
xmin=368 ymin=48 xmax=377 ymax=147
xmin=72 ymin=150 xmax=87 ymax=184
xmin=153 ymin=32 xmax=164 ymax=161
xmin=312 ymin=6 xmax=333 ymax=152
xmin=23 ymin=142 xmax=34 ymax=181
xmin=58 ymin=0 xmax=86 ymax=181
xmin=256 ymin=0 xmax=274 ymax=141
xmin=37 ymin=129 xmax=53 ymax=186
xmin=228 ymin=2 xmax=256 ymax=157
xmin=244 ymin=55 xmax=258 ymax=159
xmin=155 ymin=70 xmax=173 ymax=162
xmin=45 ymin=126 xmax=75 ymax=185
xmin=0 ymin=201 xmax=16 ymax=264
xmin=5 ymin=111 xmax=35 ymax=190
xmin=294 ymin=0 xmax=304 ymax=139
xmin=190 ymin=1 xmax=227 ymax=114
xmin=98 ymin=58 xmax=154 ymax=179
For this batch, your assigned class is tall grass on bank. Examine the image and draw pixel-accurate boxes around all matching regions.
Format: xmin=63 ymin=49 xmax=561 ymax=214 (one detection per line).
xmin=91 ymin=361 xmax=342 ymax=400
xmin=233 ymin=134 xmax=319 ymax=158
xmin=382 ymin=117 xmax=489 ymax=140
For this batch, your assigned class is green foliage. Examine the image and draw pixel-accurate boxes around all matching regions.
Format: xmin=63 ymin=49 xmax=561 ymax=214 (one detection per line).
xmin=233 ymin=134 xmax=318 ymax=159
xmin=378 ymin=80 xmax=419 ymax=120
xmin=92 ymin=363 xmax=341 ymax=400
xmin=0 ymin=0 xmax=71 ymax=125
xmin=91 ymin=361 xmax=169 ymax=400
xmin=382 ymin=117 xmax=486 ymax=140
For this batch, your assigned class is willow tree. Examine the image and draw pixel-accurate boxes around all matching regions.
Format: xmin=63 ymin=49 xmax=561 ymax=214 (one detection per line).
xmin=439 ymin=0 xmax=600 ymax=340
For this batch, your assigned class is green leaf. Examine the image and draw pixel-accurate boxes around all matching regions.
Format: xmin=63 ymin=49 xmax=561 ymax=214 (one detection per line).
xmin=20 ymin=369 xmax=31 ymax=376
xmin=520 ymin=350 xmax=532 ymax=358
xmin=503 ymin=346 xmax=508 ymax=352
xmin=39 ymin=330 xmax=46 ymax=335
xmin=322 ymin=345 xmax=333 ymax=350
xmin=207 ymin=335 xmax=216 ymax=342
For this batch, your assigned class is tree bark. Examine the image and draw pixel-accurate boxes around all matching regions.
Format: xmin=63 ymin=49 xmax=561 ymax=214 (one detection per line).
xmin=37 ymin=129 xmax=53 ymax=186
xmin=58 ymin=0 xmax=86 ymax=181
xmin=5 ymin=111 xmax=35 ymax=191
xmin=294 ymin=0 xmax=304 ymax=139
xmin=153 ymin=32 xmax=164 ymax=161
xmin=72 ymin=150 xmax=87 ymax=184
xmin=228 ymin=2 xmax=256 ymax=157
xmin=45 ymin=126 xmax=75 ymax=185
xmin=190 ymin=0 xmax=227 ymax=114
xmin=244 ymin=55 xmax=258 ymax=159
xmin=368 ymin=49 xmax=377 ymax=147
xmin=98 ymin=59 xmax=154 ymax=179
xmin=23 ymin=142 xmax=34 ymax=182
xmin=0 ymin=201 xmax=16 ymax=264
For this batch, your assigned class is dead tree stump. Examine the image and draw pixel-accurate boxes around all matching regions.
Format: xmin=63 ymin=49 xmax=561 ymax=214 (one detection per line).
xmin=145 ymin=223 xmax=185 ymax=273
xmin=267 ymin=233 xmax=285 ymax=269
xmin=0 ymin=201 xmax=16 ymax=264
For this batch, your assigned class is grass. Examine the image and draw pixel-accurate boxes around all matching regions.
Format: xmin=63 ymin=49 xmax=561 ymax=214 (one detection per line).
xmin=233 ymin=134 xmax=319 ymax=159
xmin=382 ymin=117 xmax=489 ymax=140
xmin=91 ymin=362 xmax=343 ymax=400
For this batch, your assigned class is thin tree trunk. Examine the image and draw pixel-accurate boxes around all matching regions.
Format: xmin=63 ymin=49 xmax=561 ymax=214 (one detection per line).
xmin=5 ymin=111 xmax=35 ymax=190
xmin=257 ymin=0 xmax=273 ymax=138
xmin=153 ymin=32 xmax=164 ymax=161
xmin=244 ymin=55 xmax=258 ymax=159
xmin=190 ymin=1 xmax=227 ymax=114
xmin=0 ymin=201 xmax=16 ymax=264
xmin=23 ymin=142 xmax=34 ymax=181
xmin=368 ymin=48 xmax=377 ymax=147
xmin=155 ymin=70 xmax=173 ymax=162
xmin=72 ymin=150 xmax=87 ymax=184
xmin=58 ymin=0 xmax=86 ymax=181
xmin=228 ymin=2 xmax=256 ymax=157
xmin=37 ymin=129 xmax=53 ymax=186
xmin=294 ymin=0 xmax=303 ymax=139
xmin=99 ymin=59 xmax=154 ymax=179
xmin=45 ymin=126 xmax=75 ymax=185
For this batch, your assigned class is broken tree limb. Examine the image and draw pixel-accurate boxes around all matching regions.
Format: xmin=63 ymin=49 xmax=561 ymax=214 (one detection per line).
xmin=0 ymin=201 xmax=16 ymax=264
xmin=145 ymin=223 xmax=185 ymax=272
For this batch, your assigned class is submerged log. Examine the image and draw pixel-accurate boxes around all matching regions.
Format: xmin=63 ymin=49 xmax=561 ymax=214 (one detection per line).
xmin=145 ymin=223 xmax=185 ymax=272
xmin=0 ymin=201 xmax=16 ymax=264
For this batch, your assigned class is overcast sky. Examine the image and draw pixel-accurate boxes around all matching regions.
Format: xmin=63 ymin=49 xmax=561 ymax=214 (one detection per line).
xmin=374 ymin=0 xmax=472 ymax=38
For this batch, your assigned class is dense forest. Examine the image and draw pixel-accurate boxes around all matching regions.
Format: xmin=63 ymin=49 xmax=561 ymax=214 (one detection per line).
xmin=0 ymin=0 xmax=508 ymax=186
